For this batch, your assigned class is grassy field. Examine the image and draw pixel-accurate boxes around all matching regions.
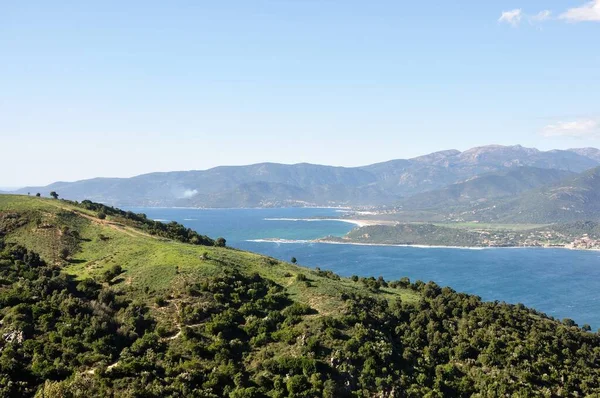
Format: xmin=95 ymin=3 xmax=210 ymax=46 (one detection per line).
xmin=0 ymin=195 xmax=418 ymax=316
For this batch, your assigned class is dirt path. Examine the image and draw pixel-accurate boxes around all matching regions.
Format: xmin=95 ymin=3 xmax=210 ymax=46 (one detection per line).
xmin=85 ymin=360 xmax=119 ymax=375
xmin=67 ymin=208 xmax=157 ymax=239
xmin=47 ymin=201 xmax=141 ymax=238
xmin=164 ymin=301 xmax=206 ymax=340
xmin=84 ymin=315 xmax=206 ymax=374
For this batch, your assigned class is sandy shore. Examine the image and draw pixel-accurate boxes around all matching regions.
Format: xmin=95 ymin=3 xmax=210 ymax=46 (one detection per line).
xmin=246 ymin=237 xmax=486 ymax=249
xmin=263 ymin=217 xmax=394 ymax=227
xmin=316 ymin=239 xmax=599 ymax=251
xmin=317 ymin=218 xmax=395 ymax=227
xmin=247 ymin=237 xmax=597 ymax=251
xmin=316 ymin=239 xmax=488 ymax=249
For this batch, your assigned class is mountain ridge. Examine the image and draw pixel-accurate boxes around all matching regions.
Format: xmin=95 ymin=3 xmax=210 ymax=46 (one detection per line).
xmin=10 ymin=145 xmax=600 ymax=208
xmin=452 ymin=166 xmax=600 ymax=223
xmin=398 ymin=166 xmax=577 ymax=210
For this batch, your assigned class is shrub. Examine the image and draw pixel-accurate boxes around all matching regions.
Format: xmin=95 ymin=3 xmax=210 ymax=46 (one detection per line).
xmin=102 ymin=265 xmax=123 ymax=283
xmin=59 ymin=248 xmax=70 ymax=260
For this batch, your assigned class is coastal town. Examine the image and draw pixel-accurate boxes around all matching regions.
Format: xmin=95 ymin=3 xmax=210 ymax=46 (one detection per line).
xmin=478 ymin=230 xmax=600 ymax=249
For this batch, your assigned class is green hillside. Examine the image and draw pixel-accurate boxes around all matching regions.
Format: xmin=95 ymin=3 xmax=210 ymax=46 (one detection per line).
xmin=326 ymin=222 xmax=600 ymax=249
xmin=456 ymin=166 xmax=600 ymax=224
xmin=0 ymin=195 xmax=400 ymax=314
xmin=1 ymin=195 xmax=600 ymax=397
xmin=399 ymin=167 xmax=575 ymax=210
xmin=331 ymin=224 xmax=484 ymax=247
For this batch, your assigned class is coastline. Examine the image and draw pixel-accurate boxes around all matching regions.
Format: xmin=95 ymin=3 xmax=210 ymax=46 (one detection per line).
xmin=263 ymin=217 xmax=394 ymax=227
xmin=318 ymin=239 xmax=600 ymax=251
xmin=123 ymin=205 xmax=354 ymax=210
xmin=247 ymin=237 xmax=600 ymax=252
xmin=124 ymin=206 xmax=600 ymax=252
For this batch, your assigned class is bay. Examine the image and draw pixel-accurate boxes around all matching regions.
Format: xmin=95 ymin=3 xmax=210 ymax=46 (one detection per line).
xmin=126 ymin=207 xmax=600 ymax=330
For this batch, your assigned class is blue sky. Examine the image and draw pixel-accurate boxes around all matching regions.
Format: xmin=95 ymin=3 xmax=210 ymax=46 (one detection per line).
xmin=1 ymin=1 xmax=599 ymax=186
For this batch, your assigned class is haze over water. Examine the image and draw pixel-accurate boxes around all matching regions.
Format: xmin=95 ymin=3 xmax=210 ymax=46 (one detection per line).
xmin=128 ymin=207 xmax=600 ymax=330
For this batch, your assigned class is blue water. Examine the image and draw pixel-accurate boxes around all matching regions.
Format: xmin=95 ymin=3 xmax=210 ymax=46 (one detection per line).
xmin=127 ymin=207 xmax=600 ymax=330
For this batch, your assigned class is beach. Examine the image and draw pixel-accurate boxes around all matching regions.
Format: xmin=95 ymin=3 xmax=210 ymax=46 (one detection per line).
xmin=263 ymin=217 xmax=395 ymax=227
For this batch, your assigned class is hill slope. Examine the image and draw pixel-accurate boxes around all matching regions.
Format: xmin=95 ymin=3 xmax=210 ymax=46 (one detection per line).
xmin=399 ymin=166 xmax=576 ymax=210
xmin=568 ymin=147 xmax=600 ymax=162
xmin=1 ymin=195 xmax=600 ymax=397
xmin=12 ymin=145 xmax=600 ymax=207
xmin=457 ymin=166 xmax=600 ymax=223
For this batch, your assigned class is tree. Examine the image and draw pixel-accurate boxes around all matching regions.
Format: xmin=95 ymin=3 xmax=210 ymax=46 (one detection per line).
xmin=49 ymin=191 xmax=59 ymax=199
xmin=35 ymin=193 xmax=41 ymax=197
xmin=102 ymin=264 xmax=123 ymax=283
xmin=291 ymin=257 xmax=297 ymax=264
xmin=59 ymin=248 xmax=70 ymax=260
xmin=97 ymin=212 xmax=106 ymax=220
xmin=215 ymin=237 xmax=227 ymax=247
xmin=155 ymin=297 xmax=167 ymax=307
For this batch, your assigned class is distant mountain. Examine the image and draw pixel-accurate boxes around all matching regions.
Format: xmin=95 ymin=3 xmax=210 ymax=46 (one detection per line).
xmin=457 ymin=167 xmax=600 ymax=223
xmin=14 ymin=164 xmax=392 ymax=207
xmin=568 ymin=148 xmax=600 ymax=162
xmin=11 ymin=145 xmax=600 ymax=208
xmin=399 ymin=167 xmax=576 ymax=210
xmin=362 ymin=145 xmax=598 ymax=196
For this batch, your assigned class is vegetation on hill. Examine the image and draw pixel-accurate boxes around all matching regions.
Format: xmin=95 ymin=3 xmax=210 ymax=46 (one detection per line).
xmin=326 ymin=221 xmax=600 ymax=249
xmin=328 ymin=224 xmax=484 ymax=247
xmin=77 ymin=200 xmax=217 ymax=246
xmin=357 ymin=166 xmax=600 ymax=226
xmin=1 ymin=195 xmax=600 ymax=396
xmin=398 ymin=167 xmax=575 ymax=210
xmin=451 ymin=167 xmax=600 ymax=224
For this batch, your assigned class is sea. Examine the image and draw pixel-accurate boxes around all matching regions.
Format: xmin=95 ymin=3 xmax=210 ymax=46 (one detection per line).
xmin=126 ymin=206 xmax=600 ymax=330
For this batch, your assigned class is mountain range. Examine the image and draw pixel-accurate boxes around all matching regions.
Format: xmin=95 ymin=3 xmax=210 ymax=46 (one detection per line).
xmin=9 ymin=145 xmax=600 ymax=209
xmin=454 ymin=166 xmax=600 ymax=224
xmin=398 ymin=166 xmax=577 ymax=210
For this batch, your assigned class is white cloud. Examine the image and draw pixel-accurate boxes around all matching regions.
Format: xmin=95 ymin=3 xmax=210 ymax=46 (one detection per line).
xmin=181 ymin=189 xmax=198 ymax=198
xmin=542 ymin=120 xmax=600 ymax=138
xmin=531 ymin=10 xmax=552 ymax=21
xmin=499 ymin=9 xmax=523 ymax=26
xmin=560 ymin=0 xmax=600 ymax=22
xmin=499 ymin=2 xmax=600 ymax=25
